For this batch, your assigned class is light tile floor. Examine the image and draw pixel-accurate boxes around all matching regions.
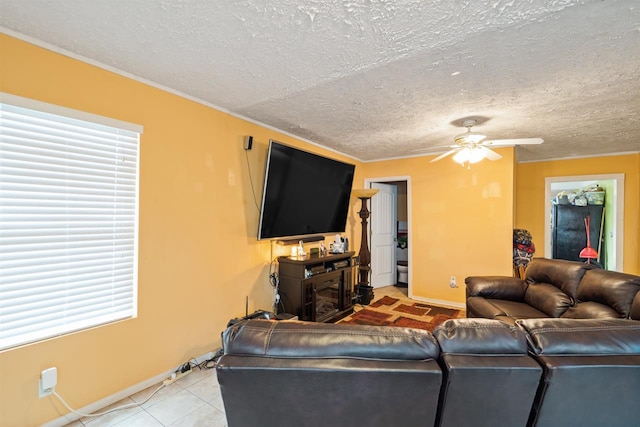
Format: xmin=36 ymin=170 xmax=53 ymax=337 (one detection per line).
xmin=61 ymin=285 xmax=408 ymax=427
xmin=62 ymin=365 xmax=226 ymax=427
xmin=370 ymin=283 xmax=409 ymax=301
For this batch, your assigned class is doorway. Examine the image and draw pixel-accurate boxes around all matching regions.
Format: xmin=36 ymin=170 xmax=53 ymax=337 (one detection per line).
xmin=365 ymin=177 xmax=411 ymax=292
xmin=544 ymin=174 xmax=624 ymax=271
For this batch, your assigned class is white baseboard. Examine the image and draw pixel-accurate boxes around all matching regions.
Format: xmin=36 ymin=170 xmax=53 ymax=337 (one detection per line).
xmin=41 ymin=351 xmax=217 ymax=427
xmin=409 ymin=295 xmax=466 ymax=310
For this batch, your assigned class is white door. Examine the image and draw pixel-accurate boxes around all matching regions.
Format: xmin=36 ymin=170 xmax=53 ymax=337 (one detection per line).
xmin=370 ymin=182 xmax=397 ymax=288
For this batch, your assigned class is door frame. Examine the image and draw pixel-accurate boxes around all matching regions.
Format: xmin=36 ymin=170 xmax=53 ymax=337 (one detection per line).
xmin=365 ymin=176 xmax=412 ymax=294
xmin=544 ymin=173 xmax=624 ymax=271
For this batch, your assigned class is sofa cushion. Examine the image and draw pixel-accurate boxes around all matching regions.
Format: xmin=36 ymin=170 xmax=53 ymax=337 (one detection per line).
xmin=434 ymin=318 xmax=528 ymax=354
xmin=561 ymin=301 xmax=621 ymax=319
xmin=524 ymin=282 xmax=573 ymax=317
xmin=573 ymin=269 xmax=640 ymax=317
xmin=484 ymin=299 xmax=548 ymax=319
xmin=465 ymin=296 xmax=508 ymax=319
xmin=223 ymin=319 xmax=440 ymax=360
xmin=517 ymin=318 xmax=640 ymax=355
xmin=524 ymin=258 xmax=592 ymax=298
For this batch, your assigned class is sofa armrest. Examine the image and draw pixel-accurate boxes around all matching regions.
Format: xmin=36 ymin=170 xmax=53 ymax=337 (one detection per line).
xmin=631 ymin=291 xmax=640 ymax=320
xmin=465 ymin=276 xmax=527 ymax=301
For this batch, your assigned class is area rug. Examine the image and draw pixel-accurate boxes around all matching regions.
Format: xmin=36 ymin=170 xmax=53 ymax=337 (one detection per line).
xmin=340 ymin=294 xmax=465 ymax=332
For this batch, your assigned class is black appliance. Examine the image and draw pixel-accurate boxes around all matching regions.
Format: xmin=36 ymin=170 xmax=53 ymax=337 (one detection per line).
xmin=552 ymin=204 xmax=605 ymax=265
xmin=257 ymin=140 xmax=355 ymax=240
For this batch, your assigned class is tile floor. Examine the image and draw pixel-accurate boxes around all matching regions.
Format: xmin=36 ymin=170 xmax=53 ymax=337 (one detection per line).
xmin=368 ymin=283 xmax=409 ymax=301
xmin=61 ymin=285 xmax=408 ymax=427
xmin=62 ymin=365 xmax=226 ymax=427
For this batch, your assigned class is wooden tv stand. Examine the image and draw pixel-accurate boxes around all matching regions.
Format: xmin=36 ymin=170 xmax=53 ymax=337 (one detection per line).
xmin=277 ymin=251 xmax=356 ymax=322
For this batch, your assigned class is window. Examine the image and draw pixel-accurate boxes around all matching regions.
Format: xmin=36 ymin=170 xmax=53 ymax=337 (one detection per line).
xmin=0 ymin=93 xmax=142 ymax=351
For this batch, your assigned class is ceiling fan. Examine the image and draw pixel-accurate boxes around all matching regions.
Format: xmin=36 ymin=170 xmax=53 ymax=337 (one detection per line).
xmin=430 ymin=119 xmax=543 ymax=167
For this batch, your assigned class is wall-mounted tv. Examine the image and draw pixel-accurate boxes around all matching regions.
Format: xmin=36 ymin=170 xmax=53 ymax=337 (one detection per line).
xmin=258 ymin=140 xmax=355 ymax=241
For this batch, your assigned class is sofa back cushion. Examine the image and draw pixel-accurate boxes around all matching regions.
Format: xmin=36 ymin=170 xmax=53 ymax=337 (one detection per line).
xmin=223 ymin=319 xmax=440 ymax=360
xmin=434 ymin=318 xmax=528 ymax=354
xmin=562 ymin=269 xmax=640 ymax=319
xmin=517 ymin=318 xmax=640 ymax=355
xmin=524 ymin=258 xmax=592 ymax=298
xmin=524 ymin=283 xmax=573 ymax=317
xmin=560 ymin=302 xmax=620 ymax=319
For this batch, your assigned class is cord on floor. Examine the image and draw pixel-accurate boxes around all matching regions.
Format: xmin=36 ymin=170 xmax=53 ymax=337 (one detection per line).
xmin=46 ymin=350 xmax=222 ymax=419
xmin=197 ymin=348 xmax=224 ymax=370
xmin=51 ymin=383 xmax=165 ymax=418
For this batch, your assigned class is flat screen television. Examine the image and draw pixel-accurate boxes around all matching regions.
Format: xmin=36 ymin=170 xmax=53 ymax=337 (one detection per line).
xmin=257 ymin=140 xmax=355 ymax=240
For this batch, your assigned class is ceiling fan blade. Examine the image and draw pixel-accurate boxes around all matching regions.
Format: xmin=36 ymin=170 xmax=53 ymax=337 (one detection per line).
xmin=430 ymin=148 xmax=461 ymax=162
xmin=480 ymin=146 xmax=503 ymax=161
xmin=413 ymin=144 xmax=457 ymax=153
xmin=483 ymin=138 xmax=544 ymax=147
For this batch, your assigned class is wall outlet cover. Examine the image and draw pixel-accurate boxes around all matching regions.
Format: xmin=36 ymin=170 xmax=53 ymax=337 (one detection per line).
xmin=39 ymin=367 xmax=57 ymax=398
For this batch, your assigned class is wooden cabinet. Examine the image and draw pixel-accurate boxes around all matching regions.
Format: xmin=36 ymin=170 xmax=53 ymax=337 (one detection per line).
xmin=278 ymin=252 xmax=356 ymax=322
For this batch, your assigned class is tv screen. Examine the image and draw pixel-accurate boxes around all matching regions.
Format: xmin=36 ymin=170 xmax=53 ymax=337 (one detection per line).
xmin=258 ymin=140 xmax=355 ymax=240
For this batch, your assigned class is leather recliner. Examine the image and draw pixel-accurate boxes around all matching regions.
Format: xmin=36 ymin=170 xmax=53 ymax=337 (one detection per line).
xmin=433 ymin=319 xmax=542 ymax=427
xmin=518 ymin=318 xmax=640 ymax=427
xmin=216 ymin=319 xmax=443 ymax=427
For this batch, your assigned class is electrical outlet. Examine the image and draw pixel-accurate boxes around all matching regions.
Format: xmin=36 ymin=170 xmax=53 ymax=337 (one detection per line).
xmin=450 ymin=276 xmax=457 ymax=288
xmin=39 ymin=367 xmax=57 ymax=398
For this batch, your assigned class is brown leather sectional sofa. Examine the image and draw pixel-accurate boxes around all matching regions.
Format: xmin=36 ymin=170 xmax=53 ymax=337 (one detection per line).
xmin=216 ymin=316 xmax=640 ymax=427
xmin=215 ymin=259 xmax=640 ymax=426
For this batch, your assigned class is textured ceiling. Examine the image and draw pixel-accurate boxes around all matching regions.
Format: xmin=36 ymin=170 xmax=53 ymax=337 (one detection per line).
xmin=1 ymin=0 xmax=639 ymax=162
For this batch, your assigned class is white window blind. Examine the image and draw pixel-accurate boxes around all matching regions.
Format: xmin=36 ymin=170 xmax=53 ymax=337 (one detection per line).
xmin=0 ymin=93 xmax=142 ymax=351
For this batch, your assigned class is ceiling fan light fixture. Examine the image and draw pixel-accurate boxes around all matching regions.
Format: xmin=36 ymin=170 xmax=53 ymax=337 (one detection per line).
xmin=452 ymin=147 xmax=487 ymax=165
xmin=429 ymin=117 xmax=542 ymax=166
xmin=454 ymin=131 xmax=486 ymax=144
xmin=469 ymin=148 xmax=487 ymax=164
xmin=452 ymin=149 xmax=467 ymax=164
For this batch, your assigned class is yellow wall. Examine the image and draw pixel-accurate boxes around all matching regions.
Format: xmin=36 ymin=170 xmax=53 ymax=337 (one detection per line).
xmin=0 ymin=34 xmax=364 ymax=426
xmin=515 ymin=154 xmax=640 ymax=274
xmin=360 ymin=150 xmax=515 ymax=304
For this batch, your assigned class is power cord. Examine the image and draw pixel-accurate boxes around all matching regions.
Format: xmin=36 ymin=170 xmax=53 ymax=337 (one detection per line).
xmin=198 ymin=348 xmax=224 ymax=370
xmin=50 ymin=383 xmax=165 ymax=418
xmin=46 ymin=354 xmax=220 ymax=418
xmin=244 ymin=148 xmax=261 ymax=212
xmin=269 ymin=272 xmax=286 ymax=313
